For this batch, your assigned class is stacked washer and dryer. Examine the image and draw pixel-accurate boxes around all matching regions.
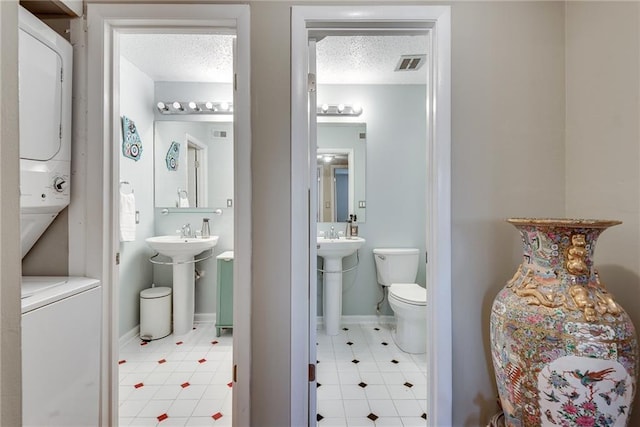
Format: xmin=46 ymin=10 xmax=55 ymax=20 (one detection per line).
xmin=19 ymin=6 xmax=101 ymax=426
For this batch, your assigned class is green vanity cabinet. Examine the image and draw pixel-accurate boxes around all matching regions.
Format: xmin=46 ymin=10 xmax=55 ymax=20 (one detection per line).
xmin=215 ymin=251 xmax=234 ymax=337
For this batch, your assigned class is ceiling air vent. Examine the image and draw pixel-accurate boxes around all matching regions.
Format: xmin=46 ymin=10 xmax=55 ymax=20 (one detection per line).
xmin=395 ymin=54 xmax=426 ymax=72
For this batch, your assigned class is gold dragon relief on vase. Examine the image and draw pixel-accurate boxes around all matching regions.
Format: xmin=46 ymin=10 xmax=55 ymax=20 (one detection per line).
xmin=508 ymin=265 xmax=622 ymax=322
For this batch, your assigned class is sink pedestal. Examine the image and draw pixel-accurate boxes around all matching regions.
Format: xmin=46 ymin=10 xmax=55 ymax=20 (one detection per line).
xmin=322 ymin=258 xmax=343 ymax=336
xmin=172 ymin=258 xmax=195 ymax=336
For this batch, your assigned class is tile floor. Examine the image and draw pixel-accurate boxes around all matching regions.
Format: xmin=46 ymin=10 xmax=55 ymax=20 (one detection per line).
xmin=316 ymin=322 xmax=427 ymax=426
xmin=119 ymin=322 xmax=233 ymax=426
xmin=119 ymin=321 xmax=427 ymax=426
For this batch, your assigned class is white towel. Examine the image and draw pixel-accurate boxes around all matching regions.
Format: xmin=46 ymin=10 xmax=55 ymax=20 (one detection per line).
xmin=120 ymin=191 xmax=136 ymax=242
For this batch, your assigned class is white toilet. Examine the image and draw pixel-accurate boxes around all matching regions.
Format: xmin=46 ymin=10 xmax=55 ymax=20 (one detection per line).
xmin=373 ymin=248 xmax=427 ymax=354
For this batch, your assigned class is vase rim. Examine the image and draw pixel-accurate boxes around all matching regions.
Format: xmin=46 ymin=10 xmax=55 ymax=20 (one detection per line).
xmin=507 ymin=218 xmax=622 ymax=228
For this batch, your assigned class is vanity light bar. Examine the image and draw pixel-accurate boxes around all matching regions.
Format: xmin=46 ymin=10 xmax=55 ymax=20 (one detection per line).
xmin=317 ymin=103 xmax=363 ymax=117
xmin=156 ymin=101 xmax=233 ymax=115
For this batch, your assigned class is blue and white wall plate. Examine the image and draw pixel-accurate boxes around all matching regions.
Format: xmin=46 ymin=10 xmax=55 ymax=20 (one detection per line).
xmin=121 ymin=115 xmax=143 ymax=161
xmin=166 ymin=141 xmax=180 ymax=171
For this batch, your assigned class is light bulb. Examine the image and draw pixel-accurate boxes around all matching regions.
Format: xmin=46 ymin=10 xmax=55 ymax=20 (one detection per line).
xmin=220 ymin=102 xmax=230 ymax=111
xmin=352 ymin=103 xmax=362 ymax=114
xmin=205 ymin=101 xmax=215 ymax=111
xmin=188 ymin=101 xmax=200 ymax=111
xmin=337 ymin=104 xmax=345 ymax=113
xmin=157 ymin=102 xmax=168 ymax=112
xmin=172 ymin=101 xmax=183 ymax=111
xmin=321 ymin=104 xmax=329 ymax=113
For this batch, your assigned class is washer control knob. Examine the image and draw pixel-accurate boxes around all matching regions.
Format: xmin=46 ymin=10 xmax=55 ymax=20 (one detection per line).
xmin=53 ymin=177 xmax=68 ymax=192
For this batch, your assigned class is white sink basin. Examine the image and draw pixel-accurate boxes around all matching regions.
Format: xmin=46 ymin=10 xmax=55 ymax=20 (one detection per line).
xmin=317 ymin=236 xmax=365 ymax=258
xmin=146 ymin=235 xmax=219 ymax=260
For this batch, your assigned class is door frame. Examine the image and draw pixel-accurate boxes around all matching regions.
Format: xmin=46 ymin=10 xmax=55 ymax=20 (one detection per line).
xmin=291 ymin=6 xmax=452 ymax=426
xmin=80 ymin=4 xmax=250 ymax=425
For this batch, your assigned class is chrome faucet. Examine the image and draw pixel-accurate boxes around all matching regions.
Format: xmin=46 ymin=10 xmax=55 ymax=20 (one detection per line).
xmin=180 ymin=223 xmax=193 ymax=238
xmin=328 ymin=225 xmax=339 ymax=239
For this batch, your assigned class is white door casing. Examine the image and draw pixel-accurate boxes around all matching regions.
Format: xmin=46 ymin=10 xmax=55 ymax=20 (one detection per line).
xmin=82 ymin=5 xmax=251 ymax=426
xmin=291 ymin=6 xmax=452 ymax=426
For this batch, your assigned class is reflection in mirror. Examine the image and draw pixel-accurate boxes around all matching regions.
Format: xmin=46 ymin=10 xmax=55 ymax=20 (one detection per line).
xmin=317 ymin=122 xmax=366 ymax=223
xmin=154 ymin=121 xmax=233 ymax=209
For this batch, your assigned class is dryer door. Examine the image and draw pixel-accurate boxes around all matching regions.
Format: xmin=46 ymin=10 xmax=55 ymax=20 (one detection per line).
xmin=19 ymin=28 xmax=63 ymax=161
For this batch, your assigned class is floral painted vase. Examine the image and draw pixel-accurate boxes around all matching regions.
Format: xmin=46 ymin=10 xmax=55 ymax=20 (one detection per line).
xmin=490 ymin=218 xmax=638 ymax=427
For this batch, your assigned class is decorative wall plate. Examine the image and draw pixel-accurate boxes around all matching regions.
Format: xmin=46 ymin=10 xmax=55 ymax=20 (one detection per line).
xmin=121 ymin=115 xmax=143 ymax=161
xmin=166 ymin=141 xmax=180 ymax=171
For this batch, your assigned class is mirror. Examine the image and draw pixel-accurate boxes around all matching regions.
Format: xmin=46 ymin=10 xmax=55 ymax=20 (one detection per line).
xmin=317 ymin=122 xmax=366 ymax=223
xmin=154 ymin=121 xmax=233 ymax=209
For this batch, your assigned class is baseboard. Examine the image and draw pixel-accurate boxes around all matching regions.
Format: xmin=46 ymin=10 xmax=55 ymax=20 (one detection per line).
xmin=194 ymin=313 xmax=216 ymax=323
xmin=119 ymin=325 xmax=140 ymax=346
xmin=316 ymin=314 xmax=394 ymax=326
xmin=120 ymin=314 xmax=214 ymax=345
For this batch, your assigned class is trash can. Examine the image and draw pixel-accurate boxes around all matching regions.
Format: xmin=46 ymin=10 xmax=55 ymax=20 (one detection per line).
xmin=140 ymin=286 xmax=172 ymax=341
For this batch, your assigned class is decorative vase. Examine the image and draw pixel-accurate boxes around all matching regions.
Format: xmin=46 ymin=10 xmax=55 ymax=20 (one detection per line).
xmin=490 ymin=218 xmax=638 ymax=427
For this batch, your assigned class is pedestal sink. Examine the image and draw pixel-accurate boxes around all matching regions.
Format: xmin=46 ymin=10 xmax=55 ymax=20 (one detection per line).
xmin=146 ymin=235 xmax=219 ymax=335
xmin=317 ymin=236 xmax=365 ymax=335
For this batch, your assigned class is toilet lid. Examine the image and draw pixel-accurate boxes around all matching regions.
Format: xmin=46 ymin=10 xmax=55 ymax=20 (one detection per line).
xmin=389 ymin=283 xmax=426 ymax=305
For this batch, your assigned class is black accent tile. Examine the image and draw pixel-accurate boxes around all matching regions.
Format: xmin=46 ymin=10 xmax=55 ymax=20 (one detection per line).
xmin=391 ymin=359 xmax=399 ymax=364
xmin=343 ymin=327 xmax=349 ymax=331
xmin=317 ymin=414 xmax=324 ymax=421
xmin=381 ymin=342 xmax=388 ymax=346
xmin=358 ymin=382 xmax=367 ymax=388
xmin=367 ymin=413 xmax=379 ymax=421
xmin=347 ymin=341 xmax=354 ymax=346
xmin=352 ymin=359 xmax=360 ymax=364
xmin=422 ymin=413 xmax=427 ymax=420
xmin=317 ymin=383 xmax=322 ymax=388
xmin=404 ymin=382 xmax=414 ymax=388
xmin=374 ymin=327 xmax=380 ymax=331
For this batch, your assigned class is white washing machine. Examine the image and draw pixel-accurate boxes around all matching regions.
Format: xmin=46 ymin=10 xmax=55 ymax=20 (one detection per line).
xmin=21 ymin=276 xmax=101 ymax=427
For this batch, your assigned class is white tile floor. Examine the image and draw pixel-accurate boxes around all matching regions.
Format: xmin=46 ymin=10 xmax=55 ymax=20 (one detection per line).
xmin=315 ymin=322 xmax=427 ymax=426
xmin=119 ymin=322 xmax=233 ymax=426
xmin=119 ymin=321 xmax=427 ymax=426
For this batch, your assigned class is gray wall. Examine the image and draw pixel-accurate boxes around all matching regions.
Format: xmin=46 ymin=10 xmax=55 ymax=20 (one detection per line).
xmin=316 ymin=84 xmax=427 ymax=317
xmin=565 ymin=1 xmax=640 ymax=418
xmin=0 ymin=1 xmax=23 ymax=425
xmin=118 ymin=57 xmax=156 ymax=337
xmin=450 ymin=2 xmax=566 ymax=424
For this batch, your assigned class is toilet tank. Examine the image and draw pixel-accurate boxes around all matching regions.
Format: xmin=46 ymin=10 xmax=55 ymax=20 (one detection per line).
xmin=373 ymin=248 xmax=420 ymax=286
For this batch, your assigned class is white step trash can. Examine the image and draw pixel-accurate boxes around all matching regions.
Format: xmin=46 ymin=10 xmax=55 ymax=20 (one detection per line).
xmin=140 ymin=286 xmax=172 ymax=341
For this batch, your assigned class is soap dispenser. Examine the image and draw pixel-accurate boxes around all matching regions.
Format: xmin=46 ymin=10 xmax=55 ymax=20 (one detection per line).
xmin=201 ymin=218 xmax=211 ymax=238
xmin=346 ymin=214 xmax=353 ymax=239
xmin=350 ymin=214 xmax=359 ymax=237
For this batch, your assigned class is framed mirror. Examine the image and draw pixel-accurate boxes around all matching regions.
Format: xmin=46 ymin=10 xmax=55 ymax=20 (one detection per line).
xmin=317 ymin=122 xmax=366 ymax=223
xmin=154 ymin=121 xmax=233 ymax=209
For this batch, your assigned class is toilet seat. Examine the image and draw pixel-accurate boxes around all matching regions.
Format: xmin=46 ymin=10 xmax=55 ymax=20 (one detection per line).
xmin=389 ymin=283 xmax=426 ymax=306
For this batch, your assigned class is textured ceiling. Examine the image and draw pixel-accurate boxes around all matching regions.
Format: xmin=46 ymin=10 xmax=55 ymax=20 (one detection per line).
xmin=316 ymin=35 xmax=428 ymax=85
xmin=120 ymin=33 xmax=234 ymax=83
xmin=119 ymin=33 xmax=428 ymax=85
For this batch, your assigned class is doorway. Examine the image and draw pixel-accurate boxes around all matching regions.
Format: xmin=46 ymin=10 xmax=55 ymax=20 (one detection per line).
xmin=83 ymin=5 xmax=250 ymax=426
xmin=291 ymin=6 xmax=452 ymax=426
